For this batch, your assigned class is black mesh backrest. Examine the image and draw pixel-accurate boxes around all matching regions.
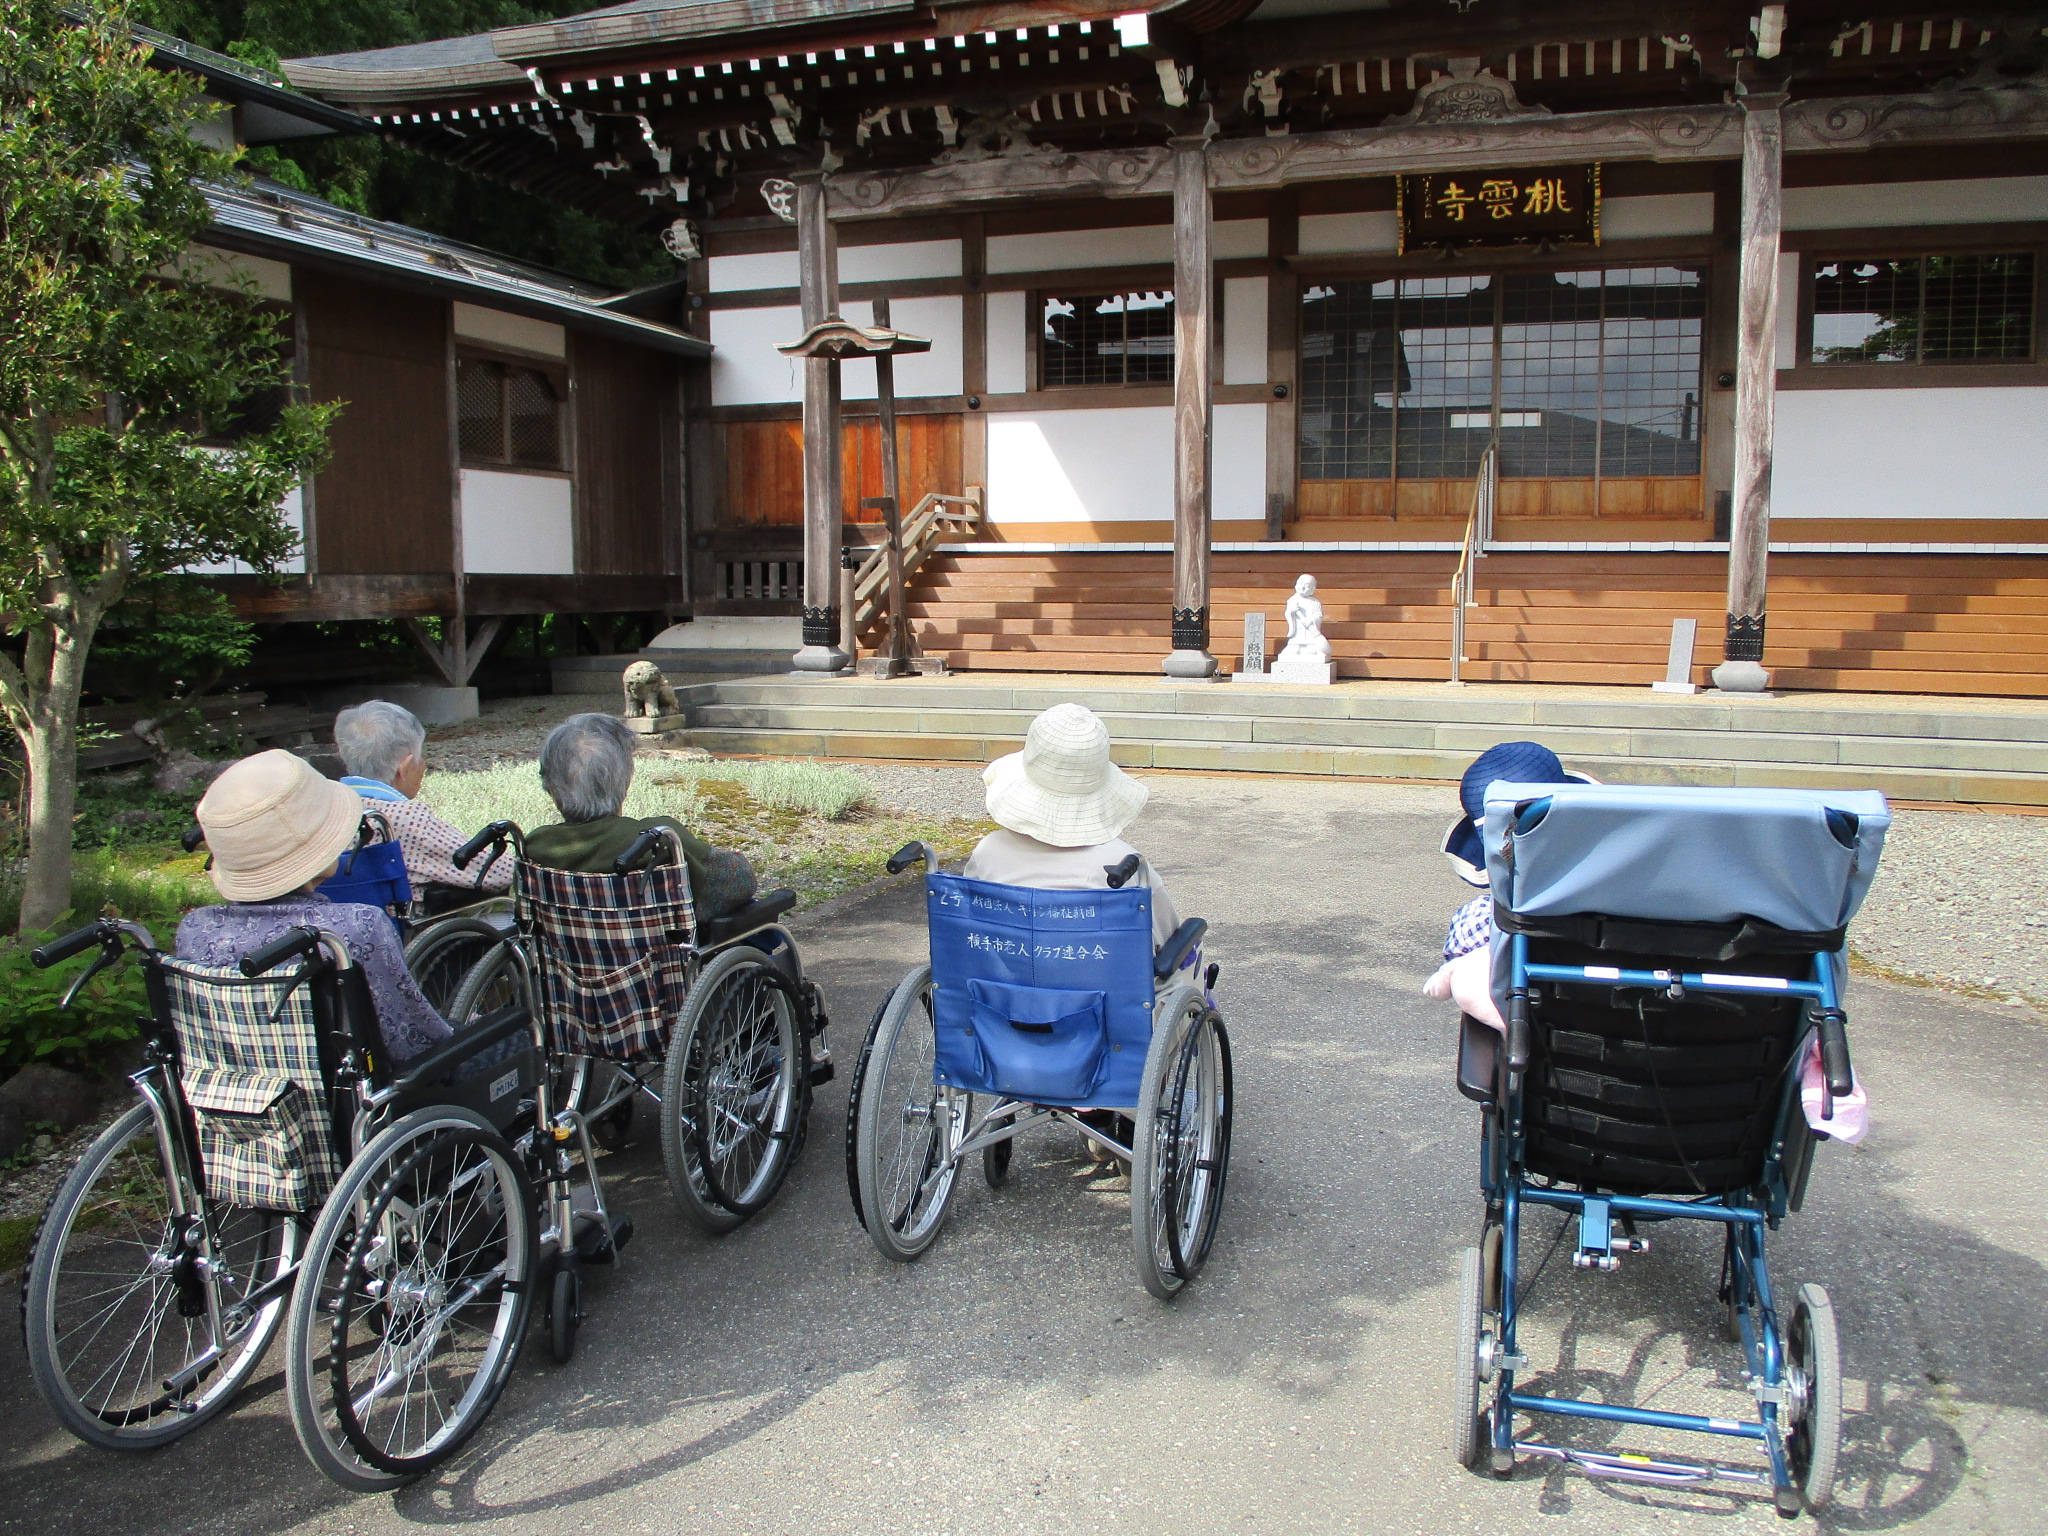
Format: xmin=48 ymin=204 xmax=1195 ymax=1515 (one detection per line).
xmin=1521 ymin=937 xmax=1806 ymax=1197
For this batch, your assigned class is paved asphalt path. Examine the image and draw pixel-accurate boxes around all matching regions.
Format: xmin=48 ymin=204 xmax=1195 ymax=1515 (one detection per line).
xmin=3 ymin=776 xmax=2043 ymax=1534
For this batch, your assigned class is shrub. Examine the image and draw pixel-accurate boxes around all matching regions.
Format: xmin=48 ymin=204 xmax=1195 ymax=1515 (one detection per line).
xmin=0 ymin=924 xmax=150 ymax=1077
xmin=645 ymin=758 xmax=869 ymax=820
xmin=417 ymin=760 xmax=706 ymax=836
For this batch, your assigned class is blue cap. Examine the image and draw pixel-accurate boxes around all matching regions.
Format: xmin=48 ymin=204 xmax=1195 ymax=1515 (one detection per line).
xmin=1442 ymin=741 xmax=1590 ymax=887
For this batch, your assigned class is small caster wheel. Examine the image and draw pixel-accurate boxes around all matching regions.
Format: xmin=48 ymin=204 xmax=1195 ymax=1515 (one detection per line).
xmin=549 ymin=1263 xmax=581 ymax=1365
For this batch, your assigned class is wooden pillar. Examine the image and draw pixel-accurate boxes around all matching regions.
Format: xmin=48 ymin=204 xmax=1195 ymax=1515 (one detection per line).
xmin=872 ymin=297 xmax=913 ymax=668
xmin=1713 ymin=93 xmax=1785 ymax=693
xmin=793 ymin=171 xmax=848 ymax=672
xmin=1164 ymin=137 xmax=1217 ymax=679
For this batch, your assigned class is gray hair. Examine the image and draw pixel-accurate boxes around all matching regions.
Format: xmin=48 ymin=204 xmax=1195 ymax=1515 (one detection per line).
xmin=334 ymin=700 xmax=426 ymax=784
xmin=539 ymin=712 xmax=636 ymax=824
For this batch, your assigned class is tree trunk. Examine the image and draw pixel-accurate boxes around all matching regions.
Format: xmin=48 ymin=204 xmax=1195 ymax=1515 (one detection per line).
xmin=16 ymin=619 xmax=94 ymax=936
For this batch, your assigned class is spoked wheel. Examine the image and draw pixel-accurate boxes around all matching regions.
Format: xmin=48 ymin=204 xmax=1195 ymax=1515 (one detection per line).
xmin=661 ymin=947 xmax=808 ymax=1234
xmin=854 ymin=966 xmax=970 ymax=1262
xmin=407 ymin=919 xmax=513 ymax=1015
xmin=21 ymin=1098 xmax=297 ymax=1449
xmin=1131 ymin=988 xmax=1233 ymax=1301
xmin=1784 ymin=1283 xmax=1843 ymax=1513
xmin=284 ymin=1108 xmax=537 ymax=1492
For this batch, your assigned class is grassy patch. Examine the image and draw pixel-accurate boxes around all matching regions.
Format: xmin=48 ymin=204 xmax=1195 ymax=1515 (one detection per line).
xmin=416 ymin=759 xmax=706 ymax=834
xmin=644 ymin=757 xmax=870 ymax=820
xmin=0 ymin=1213 xmax=34 ymax=1272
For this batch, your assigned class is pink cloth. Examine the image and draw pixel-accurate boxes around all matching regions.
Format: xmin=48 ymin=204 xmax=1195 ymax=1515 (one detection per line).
xmin=1424 ymin=947 xmax=1505 ymax=1032
xmin=1799 ymin=1037 xmax=1869 ymax=1143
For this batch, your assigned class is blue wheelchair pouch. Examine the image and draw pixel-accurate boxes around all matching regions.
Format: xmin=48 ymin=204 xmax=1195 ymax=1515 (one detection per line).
xmin=318 ymin=835 xmax=412 ymax=913
xmin=929 ymin=873 xmax=1154 ymax=1108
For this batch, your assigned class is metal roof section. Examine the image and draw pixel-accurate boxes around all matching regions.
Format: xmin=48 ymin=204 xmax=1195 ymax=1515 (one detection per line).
xmin=205 ymin=177 xmax=712 ymax=359
xmin=131 ymin=23 xmax=378 ymax=142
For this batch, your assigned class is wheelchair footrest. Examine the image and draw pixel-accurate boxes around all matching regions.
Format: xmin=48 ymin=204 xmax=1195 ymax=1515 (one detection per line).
xmin=574 ymin=1212 xmax=632 ymax=1264
xmin=1518 ymin=1442 xmax=1769 ymax=1490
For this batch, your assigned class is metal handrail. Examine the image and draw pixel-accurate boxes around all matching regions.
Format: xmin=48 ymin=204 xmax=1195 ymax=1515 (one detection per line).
xmin=1449 ymin=446 xmax=1496 ymax=686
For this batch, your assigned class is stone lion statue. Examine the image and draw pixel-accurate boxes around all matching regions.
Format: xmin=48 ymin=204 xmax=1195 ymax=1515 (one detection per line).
xmin=621 ymin=659 xmax=678 ymax=719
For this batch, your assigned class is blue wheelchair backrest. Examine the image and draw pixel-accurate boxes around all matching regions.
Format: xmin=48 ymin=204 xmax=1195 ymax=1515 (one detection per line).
xmin=1482 ymin=783 xmax=1890 ymax=934
xmin=927 ymin=872 xmax=1156 ymax=1110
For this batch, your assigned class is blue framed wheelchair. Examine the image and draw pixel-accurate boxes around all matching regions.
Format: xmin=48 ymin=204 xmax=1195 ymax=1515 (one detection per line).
xmin=1450 ymin=783 xmax=1888 ymax=1518
xmin=847 ymin=842 xmax=1232 ymax=1299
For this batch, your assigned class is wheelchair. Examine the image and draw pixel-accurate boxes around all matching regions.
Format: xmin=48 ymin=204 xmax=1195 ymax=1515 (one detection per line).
xmin=445 ymin=818 xmax=827 ymax=1238
xmin=20 ymin=910 xmax=557 ymax=1492
xmin=847 ymin=842 xmax=1232 ymax=1300
xmin=1448 ymin=782 xmax=1889 ymax=1518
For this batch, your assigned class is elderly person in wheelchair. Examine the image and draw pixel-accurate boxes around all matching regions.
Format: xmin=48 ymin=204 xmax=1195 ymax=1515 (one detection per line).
xmin=849 ymin=703 xmax=1232 ymax=1300
xmin=333 ymin=699 xmax=512 ymax=902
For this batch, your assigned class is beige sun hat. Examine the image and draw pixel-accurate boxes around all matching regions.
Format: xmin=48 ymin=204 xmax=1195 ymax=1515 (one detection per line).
xmin=982 ymin=703 xmax=1148 ymax=849
xmin=196 ymin=749 xmax=364 ymax=902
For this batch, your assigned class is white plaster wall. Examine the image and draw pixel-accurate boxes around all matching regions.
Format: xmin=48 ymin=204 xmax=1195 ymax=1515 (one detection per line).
xmin=452 ymin=303 xmax=565 ymax=358
xmin=185 ymin=244 xmax=292 ymax=301
xmin=1223 ymin=276 xmax=1268 ymax=385
xmin=986 ymin=219 xmax=1264 ymax=273
xmin=840 ymin=294 xmax=963 ymax=399
xmin=182 ymin=456 xmax=304 ymax=575
xmin=988 ymin=408 xmax=1173 ymax=522
xmin=460 ymin=469 xmax=575 ymax=572
xmin=1775 ymin=387 xmax=2048 ymax=518
xmin=708 ymin=249 xmax=800 ymax=291
xmin=708 ymin=304 xmax=803 ymax=404
xmin=1602 ymin=193 xmax=1715 ymax=239
xmin=986 ymin=290 xmax=1029 ymax=393
xmin=1212 ymin=403 xmax=1267 ymax=521
xmin=840 ymin=239 xmax=961 ymax=282
xmin=1786 ymin=176 xmax=2048 ymax=230
xmin=1297 ymin=210 xmax=1400 ymax=255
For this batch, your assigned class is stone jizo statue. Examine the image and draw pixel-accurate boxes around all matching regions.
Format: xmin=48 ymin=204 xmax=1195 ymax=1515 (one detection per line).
xmin=1271 ymin=574 xmax=1334 ymax=685
xmin=621 ymin=659 xmax=679 ymax=719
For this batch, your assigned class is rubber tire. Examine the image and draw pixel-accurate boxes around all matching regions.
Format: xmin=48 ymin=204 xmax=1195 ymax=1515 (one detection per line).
xmin=406 ymin=918 xmax=513 ymax=1015
xmin=660 ymin=946 xmax=808 ymax=1235
xmin=549 ymin=1263 xmax=580 ymax=1366
xmin=843 ymin=991 xmax=893 ymax=1232
xmin=21 ymin=1100 xmax=294 ymax=1450
xmin=1131 ymin=990 xmax=1232 ymax=1301
xmin=854 ymin=966 xmax=965 ymax=1262
xmin=284 ymin=1107 xmax=535 ymax=1493
xmin=983 ymin=1115 xmax=1015 ymax=1189
xmin=1788 ymin=1283 xmax=1843 ymax=1512
xmin=1452 ymin=1246 xmax=1487 ymax=1467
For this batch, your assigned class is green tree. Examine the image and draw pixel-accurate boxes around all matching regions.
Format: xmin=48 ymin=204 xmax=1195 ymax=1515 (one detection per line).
xmin=0 ymin=0 xmax=334 ymax=935
xmin=135 ymin=0 xmax=672 ymax=287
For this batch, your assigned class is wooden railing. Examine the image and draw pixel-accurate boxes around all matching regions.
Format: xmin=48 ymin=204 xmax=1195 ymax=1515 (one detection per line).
xmin=849 ymin=485 xmax=982 ymax=641
xmin=1448 ymin=446 xmax=1497 ymax=686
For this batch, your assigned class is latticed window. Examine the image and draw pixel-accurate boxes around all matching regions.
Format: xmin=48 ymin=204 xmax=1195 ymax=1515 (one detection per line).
xmin=1040 ymin=290 xmax=1176 ymax=387
xmin=457 ymin=357 xmax=565 ymax=467
xmin=1811 ymin=254 xmax=2034 ymax=364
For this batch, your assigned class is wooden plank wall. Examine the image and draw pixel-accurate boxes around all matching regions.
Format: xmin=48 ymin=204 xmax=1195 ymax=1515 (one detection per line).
xmin=901 ymin=550 xmax=2048 ymax=697
xmin=1299 ymin=477 xmax=1705 ymax=521
xmin=572 ymin=331 xmax=674 ymax=576
xmin=721 ymin=414 xmax=962 ymax=526
xmin=301 ymin=272 xmax=452 ymax=574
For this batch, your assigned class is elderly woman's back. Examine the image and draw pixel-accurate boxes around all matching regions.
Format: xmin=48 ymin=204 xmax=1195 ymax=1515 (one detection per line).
xmin=523 ymin=712 xmax=757 ymax=920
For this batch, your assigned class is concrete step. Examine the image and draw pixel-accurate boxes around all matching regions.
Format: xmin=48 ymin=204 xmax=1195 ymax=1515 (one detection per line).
xmin=661 ymin=676 xmax=2048 ymax=805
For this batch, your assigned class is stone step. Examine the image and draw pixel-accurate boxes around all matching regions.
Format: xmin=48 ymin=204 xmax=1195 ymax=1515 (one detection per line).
xmin=672 ymin=724 xmax=2048 ymax=806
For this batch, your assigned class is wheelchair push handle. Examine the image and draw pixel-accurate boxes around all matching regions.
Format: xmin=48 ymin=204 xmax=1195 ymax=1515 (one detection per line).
xmin=887 ymin=840 xmax=940 ymax=877
xmin=1815 ymin=1008 xmax=1854 ymax=1099
xmin=180 ymin=824 xmax=207 ymax=854
xmin=241 ymin=925 xmax=323 ymax=978
xmin=453 ymin=820 xmax=519 ymax=871
xmin=615 ymin=824 xmax=682 ymax=875
xmin=31 ymin=923 xmax=105 ymax=969
xmin=1104 ymin=853 xmax=1142 ymax=890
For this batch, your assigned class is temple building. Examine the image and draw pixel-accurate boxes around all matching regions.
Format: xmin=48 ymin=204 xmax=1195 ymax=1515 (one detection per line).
xmin=276 ymin=0 xmax=2048 ymax=695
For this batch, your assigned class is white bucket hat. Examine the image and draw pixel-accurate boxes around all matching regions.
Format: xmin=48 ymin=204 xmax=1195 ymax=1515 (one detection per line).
xmin=196 ymin=749 xmax=364 ymax=902
xmin=982 ymin=703 xmax=1148 ymax=849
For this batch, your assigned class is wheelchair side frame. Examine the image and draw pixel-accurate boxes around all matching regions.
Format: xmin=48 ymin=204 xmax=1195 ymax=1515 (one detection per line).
xmin=1478 ymin=931 xmax=1843 ymax=1503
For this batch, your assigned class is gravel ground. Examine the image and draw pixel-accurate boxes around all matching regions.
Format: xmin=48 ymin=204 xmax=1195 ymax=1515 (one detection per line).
xmin=422 ymin=698 xmax=2048 ymax=1019
xmin=1851 ymin=807 xmax=2048 ymax=1012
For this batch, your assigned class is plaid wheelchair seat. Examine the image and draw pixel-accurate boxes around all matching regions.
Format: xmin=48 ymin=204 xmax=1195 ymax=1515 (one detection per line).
xmin=515 ymin=858 xmax=697 ymax=1062
xmin=162 ymin=960 xmax=344 ymax=1212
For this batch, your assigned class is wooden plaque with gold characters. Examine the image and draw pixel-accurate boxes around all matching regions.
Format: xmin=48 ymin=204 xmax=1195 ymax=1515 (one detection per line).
xmin=1397 ymin=165 xmax=1601 ymax=252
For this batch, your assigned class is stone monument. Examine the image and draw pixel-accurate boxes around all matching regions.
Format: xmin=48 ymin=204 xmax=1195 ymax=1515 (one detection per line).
xmin=1237 ymin=611 xmax=1267 ymax=679
xmin=1270 ymin=574 xmax=1333 ymax=685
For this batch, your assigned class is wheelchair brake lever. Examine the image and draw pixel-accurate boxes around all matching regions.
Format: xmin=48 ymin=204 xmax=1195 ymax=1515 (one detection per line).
xmin=60 ymin=945 xmax=119 ymax=1010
